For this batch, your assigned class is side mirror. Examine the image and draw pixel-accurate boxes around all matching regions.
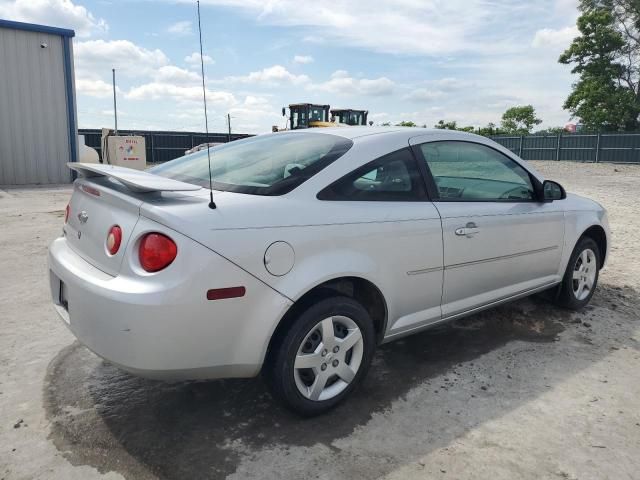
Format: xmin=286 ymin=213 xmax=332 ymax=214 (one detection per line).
xmin=282 ymin=107 xmax=286 ymax=117
xmin=542 ymin=180 xmax=566 ymax=202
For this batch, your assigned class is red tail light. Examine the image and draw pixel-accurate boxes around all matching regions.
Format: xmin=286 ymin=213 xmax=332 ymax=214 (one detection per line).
xmin=106 ymin=225 xmax=122 ymax=255
xmin=64 ymin=204 xmax=70 ymax=223
xmin=139 ymin=233 xmax=177 ymax=272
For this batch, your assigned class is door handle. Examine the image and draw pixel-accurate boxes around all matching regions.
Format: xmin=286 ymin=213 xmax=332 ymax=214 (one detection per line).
xmin=455 ymin=222 xmax=479 ymax=237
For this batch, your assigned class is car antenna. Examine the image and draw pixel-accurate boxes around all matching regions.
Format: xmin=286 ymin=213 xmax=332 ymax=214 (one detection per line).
xmin=197 ymin=0 xmax=216 ymax=209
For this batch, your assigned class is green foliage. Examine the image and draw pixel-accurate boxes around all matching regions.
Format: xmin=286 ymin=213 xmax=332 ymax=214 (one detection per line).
xmin=434 ymin=120 xmax=458 ymax=130
xmin=501 ymin=105 xmax=542 ymax=134
xmin=476 ymin=122 xmax=503 ymax=136
xmin=380 ymin=122 xmax=392 ymax=126
xmin=559 ymin=0 xmax=640 ymax=131
xmin=395 ymin=121 xmax=417 ymax=127
xmin=535 ymin=126 xmax=567 ymax=135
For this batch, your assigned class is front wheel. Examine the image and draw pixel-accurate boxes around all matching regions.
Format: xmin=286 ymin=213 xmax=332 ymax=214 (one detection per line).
xmin=264 ymin=296 xmax=375 ymax=416
xmin=555 ymin=237 xmax=601 ymax=310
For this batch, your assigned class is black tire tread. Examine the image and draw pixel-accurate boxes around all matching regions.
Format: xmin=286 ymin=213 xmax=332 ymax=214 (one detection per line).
xmin=555 ymin=236 xmax=601 ymax=310
xmin=263 ymin=296 xmax=375 ymax=417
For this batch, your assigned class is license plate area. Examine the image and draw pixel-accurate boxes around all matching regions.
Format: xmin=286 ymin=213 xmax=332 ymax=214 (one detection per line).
xmin=59 ymin=281 xmax=69 ymax=312
xmin=50 ymin=269 xmax=71 ymax=325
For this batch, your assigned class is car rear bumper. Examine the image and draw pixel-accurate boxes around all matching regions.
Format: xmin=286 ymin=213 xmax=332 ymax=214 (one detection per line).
xmin=47 ymin=226 xmax=292 ymax=381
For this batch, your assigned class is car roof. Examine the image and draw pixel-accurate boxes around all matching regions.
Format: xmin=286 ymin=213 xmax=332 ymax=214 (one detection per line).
xmin=286 ymin=126 xmax=483 ymax=142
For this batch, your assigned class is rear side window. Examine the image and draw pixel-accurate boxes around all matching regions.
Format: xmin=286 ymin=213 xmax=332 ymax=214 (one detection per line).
xmin=150 ymin=132 xmax=353 ymax=196
xmin=318 ymin=148 xmax=426 ymax=201
xmin=420 ymin=141 xmax=535 ymax=201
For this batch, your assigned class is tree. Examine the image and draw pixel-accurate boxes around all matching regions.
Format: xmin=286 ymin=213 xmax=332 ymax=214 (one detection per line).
xmin=434 ymin=120 xmax=458 ymax=130
xmin=501 ymin=105 xmax=542 ymax=134
xmin=559 ymin=0 xmax=640 ymax=131
xmin=535 ymin=126 xmax=567 ymax=135
xmin=477 ymin=122 xmax=502 ymax=136
xmin=380 ymin=122 xmax=392 ymax=126
xmin=395 ymin=121 xmax=417 ymax=127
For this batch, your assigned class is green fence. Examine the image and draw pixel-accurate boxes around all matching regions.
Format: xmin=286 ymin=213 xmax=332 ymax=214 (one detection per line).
xmin=490 ymin=133 xmax=640 ymax=163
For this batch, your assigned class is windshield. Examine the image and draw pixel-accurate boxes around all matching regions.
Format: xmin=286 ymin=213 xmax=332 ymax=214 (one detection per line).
xmin=149 ymin=132 xmax=353 ymax=195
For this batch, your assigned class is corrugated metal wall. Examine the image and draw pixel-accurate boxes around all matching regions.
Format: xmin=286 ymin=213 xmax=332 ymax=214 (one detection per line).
xmin=491 ymin=134 xmax=640 ymax=163
xmin=79 ymin=129 xmax=253 ymax=164
xmin=0 ymin=27 xmax=72 ymax=184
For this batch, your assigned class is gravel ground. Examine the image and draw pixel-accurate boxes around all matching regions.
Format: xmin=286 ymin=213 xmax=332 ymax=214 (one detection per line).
xmin=0 ymin=161 xmax=639 ymax=480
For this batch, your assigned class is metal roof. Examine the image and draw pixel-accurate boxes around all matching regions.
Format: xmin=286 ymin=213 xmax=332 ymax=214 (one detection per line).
xmin=0 ymin=19 xmax=75 ymax=37
xmin=288 ymin=103 xmax=330 ymax=108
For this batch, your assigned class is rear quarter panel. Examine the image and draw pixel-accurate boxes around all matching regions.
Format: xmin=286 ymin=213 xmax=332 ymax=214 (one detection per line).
xmin=194 ymin=200 xmax=444 ymax=337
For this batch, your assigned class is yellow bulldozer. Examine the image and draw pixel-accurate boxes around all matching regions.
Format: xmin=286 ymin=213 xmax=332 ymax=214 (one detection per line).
xmin=275 ymin=103 xmax=370 ymax=131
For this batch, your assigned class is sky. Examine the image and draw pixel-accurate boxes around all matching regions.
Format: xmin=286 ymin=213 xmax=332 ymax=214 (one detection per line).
xmin=0 ymin=0 xmax=582 ymax=134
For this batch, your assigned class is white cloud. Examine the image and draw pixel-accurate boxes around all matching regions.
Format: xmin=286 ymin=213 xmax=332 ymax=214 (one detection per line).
xmin=532 ymin=25 xmax=578 ymax=49
xmin=229 ymin=95 xmax=283 ymax=131
xmin=311 ymin=70 xmax=394 ymax=96
xmin=226 ymin=65 xmax=310 ymax=86
xmin=302 ymin=35 xmax=325 ymax=44
xmin=195 ymin=0 xmax=533 ymax=56
xmin=154 ymin=65 xmax=201 ymax=85
xmin=70 ymin=0 xmax=582 ymax=133
xmin=433 ymin=77 xmax=472 ymax=91
xmin=293 ymin=55 xmax=314 ymax=64
xmin=0 ymin=0 xmax=107 ymax=37
xmin=74 ymin=40 xmax=169 ymax=78
xmin=125 ymin=83 xmax=236 ymax=107
xmin=404 ymin=88 xmax=443 ymax=103
xmin=75 ymin=78 xmax=117 ymax=98
xmin=167 ymin=20 xmax=192 ymax=36
xmin=358 ymin=77 xmax=395 ymax=96
xmin=185 ymin=52 xmax=214 ymax=66
xmin=404 ymin=78 xmax=471 ymax=103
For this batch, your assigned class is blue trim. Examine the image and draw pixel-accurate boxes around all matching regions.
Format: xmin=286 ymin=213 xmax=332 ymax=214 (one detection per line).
xmin=62 ymin=37 xmax=78 ymax=173
xmin=0 ymin=19 xmax=75 ymax=37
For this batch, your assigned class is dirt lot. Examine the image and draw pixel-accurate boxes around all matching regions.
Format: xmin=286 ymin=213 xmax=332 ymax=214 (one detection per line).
xmin=1 ymin=161 xmax=639 ymax=480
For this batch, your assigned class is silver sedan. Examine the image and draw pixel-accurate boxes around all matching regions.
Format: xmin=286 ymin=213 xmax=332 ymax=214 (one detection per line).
xmin=48 ymin=127 xmax=609 ymax=416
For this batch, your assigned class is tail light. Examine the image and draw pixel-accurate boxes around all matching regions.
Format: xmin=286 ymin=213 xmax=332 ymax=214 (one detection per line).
xmin=106 ymin=225 xmax=122 ymax=255
xmin=139 ymin=233 xmax=177 ymax=272
xmin=64 ymin=204 xmax=70 ymax=223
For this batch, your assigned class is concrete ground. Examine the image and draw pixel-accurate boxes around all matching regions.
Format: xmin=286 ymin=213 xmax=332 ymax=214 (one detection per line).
xmin=0 ymin=161 xmax=639 ymax=480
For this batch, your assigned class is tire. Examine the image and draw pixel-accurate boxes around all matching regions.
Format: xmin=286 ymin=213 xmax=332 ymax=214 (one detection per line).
xmin=264 ymin=296 xmax=376 ymax=416
xmin=555 ymin=236 xmax=601 ymax=310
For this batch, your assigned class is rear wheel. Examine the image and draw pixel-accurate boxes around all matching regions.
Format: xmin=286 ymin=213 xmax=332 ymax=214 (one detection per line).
xmin=264 ymin=296 xmax=375 ymax=416
xmin=555 ymin=237 xmax=601 ymax=310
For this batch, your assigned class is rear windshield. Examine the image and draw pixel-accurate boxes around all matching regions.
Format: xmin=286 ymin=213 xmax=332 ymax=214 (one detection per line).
xmin=149 ymin=132 xmax=353 ymax=195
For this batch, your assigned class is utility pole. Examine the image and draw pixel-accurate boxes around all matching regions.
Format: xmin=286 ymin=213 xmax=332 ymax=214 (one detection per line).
xmin=227 ymin=113 xmax=231 ymax=142
xmin=112 ymin=68 xmax=118 ymax=134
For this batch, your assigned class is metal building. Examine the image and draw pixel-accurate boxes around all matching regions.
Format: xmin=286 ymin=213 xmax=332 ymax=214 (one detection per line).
xmin=0 ymin=20 xmax=77 ymax=185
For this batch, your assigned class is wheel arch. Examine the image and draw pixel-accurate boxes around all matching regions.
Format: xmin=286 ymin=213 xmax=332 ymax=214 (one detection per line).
xmin=263 ymin=276 xmax=388 ymax=368
xmin=579 ymin=224 xmax=607 ymax=268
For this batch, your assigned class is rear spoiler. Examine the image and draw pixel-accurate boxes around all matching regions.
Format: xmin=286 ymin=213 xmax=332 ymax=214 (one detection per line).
xmin=68 ymin=163 xmax=201 ymax=193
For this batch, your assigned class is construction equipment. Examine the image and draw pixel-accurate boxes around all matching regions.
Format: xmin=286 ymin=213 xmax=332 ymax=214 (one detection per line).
xmin=282 ymin=103 xmax=332 ymax=130
xmin=330 ymin=108 xmax=369 ymax=126
xmin=277 ymin=104 xmax=371 ymax=131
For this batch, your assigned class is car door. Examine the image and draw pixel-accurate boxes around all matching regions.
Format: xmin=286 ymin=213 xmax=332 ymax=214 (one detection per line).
xmin=410 ymin=138 xmax=565 ymax=318
xmin=317 ymin=147 xmax=444 ymax=337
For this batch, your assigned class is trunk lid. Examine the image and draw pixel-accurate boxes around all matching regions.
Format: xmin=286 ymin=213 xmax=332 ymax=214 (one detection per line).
xmin=65 ymin=179 xmax=143 ymax=276
xmin=65 ymin=163 xmax=204 ymax=276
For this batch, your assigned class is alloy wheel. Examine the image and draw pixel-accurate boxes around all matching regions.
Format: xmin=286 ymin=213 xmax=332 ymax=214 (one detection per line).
xmin=293 ymin=316 xmax=364 ymax=402
xmin=572 ymin=248 xmax=597 ymax=301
